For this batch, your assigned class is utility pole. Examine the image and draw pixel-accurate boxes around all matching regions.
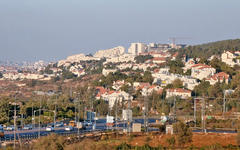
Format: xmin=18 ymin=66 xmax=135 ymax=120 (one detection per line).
xmin=223 ymin=90 xmax=226 ymax=116
xmin=194 ymin=98 xmax=197 ymax=127
xmin=32 ymin=102 xmax=34 ymax=127
xmin=38 ymin=97 xmax=42 ymax=138
xmin=14 ymin=94 xmax=17 ymax=150
xmin=115 ymin=97 xmax=118 ymax=131
xmin=201 ymin=97 xmax=206 ymax=133
xmin=143 ymin=96 xmax=148 ymax=132
xmin=74 ymin=99 xmax=77 ymax=123
xmin=173 ymin=96 xmax=176 ymax=122
xmin=78 ymin=96 xmax=80 ymax=135
xmin=127 ymin=89 xmax=132 ymax=134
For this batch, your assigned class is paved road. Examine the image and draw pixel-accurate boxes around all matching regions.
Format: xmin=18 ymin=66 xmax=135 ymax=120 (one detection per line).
xmin=1 ymin=118 xmax=236 ymax=141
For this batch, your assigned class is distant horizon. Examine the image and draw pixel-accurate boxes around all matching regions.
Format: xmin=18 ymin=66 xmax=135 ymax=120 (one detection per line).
xmin=0 ymin=38 xmax=240 ymax=63
xmin=1 ymin=0 xmax=240 ymax=62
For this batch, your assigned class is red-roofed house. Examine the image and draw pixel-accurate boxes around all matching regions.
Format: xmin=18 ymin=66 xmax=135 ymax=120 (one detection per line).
xmin=205 ymin=72 xmax=230 ymax=85
xmin=166 ymin=88 xmax=191 ymax=99
xmin=152 ymin=57 xmax=166 ymax=64
xmin=191 ymin=64 xmax=216 ymax=80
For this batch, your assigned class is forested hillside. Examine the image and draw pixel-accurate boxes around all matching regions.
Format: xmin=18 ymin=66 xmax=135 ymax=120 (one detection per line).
xmin=177 ymin=39 xmax=240 ymax=59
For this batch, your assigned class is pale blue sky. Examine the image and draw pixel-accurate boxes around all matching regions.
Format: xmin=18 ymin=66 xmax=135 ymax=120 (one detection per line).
xmin=0 ymin=0 xmax=240 ymax=61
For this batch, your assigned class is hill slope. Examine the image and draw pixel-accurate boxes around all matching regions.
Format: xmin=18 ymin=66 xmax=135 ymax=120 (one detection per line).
xmin=177 ymin=39 xmax=240 ymax=59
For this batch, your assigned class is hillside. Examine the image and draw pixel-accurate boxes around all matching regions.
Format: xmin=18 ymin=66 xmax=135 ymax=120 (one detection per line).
xmin=177 ymin=39 xmax=240 ymax=59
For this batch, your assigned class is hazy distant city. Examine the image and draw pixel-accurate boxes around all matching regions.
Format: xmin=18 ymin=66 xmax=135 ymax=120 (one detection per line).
xmin=1 ymin=0 xmax=240 ymax=150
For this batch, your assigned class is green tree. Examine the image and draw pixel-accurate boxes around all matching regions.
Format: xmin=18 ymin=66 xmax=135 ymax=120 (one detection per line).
xmin=142 ymin=71 xmax=153 ymax=84
xmin=0 ymin=98 xmax=10 ymax=124
xmin=194 ymin=80 xmax=211 ymax=96
xmin=134 ymin=55 xmax=153 ymax=63
xmin=172 ymin=79 xmax=183 ymax=88
xmin=62 ymin=69 xmax=76 ymax=79
xmin=167 ymin=60 xmax=184 ymax=74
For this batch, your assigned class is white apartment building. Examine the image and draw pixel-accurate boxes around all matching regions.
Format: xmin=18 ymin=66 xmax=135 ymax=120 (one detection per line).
xmin=191 ymin=64 xmax=216 ymax=80
xmin=166 ymin=88 xmax=191 ymax=99
xmin=101 ymin=91 xmax=132 ymax=109
xmin=94 ymin=46 xmax=125 ymax=58
xmin=128 ymin=43 xmax=148 ymax=55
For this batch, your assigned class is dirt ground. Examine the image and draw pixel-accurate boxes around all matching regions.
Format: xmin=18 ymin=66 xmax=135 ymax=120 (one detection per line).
xmin=108 ymin=132 xmax=237 ymax=148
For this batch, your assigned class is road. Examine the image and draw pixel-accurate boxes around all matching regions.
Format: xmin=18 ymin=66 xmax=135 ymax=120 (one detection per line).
xmin=1 ymin=118 xmax=237 ymax=141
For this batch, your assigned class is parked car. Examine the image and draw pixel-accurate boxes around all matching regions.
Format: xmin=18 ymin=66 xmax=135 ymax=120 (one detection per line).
xmin=64 ymin=126 xmax=73 ymax=131
xmin=23 ymin=125 xmax=33 ymax=130
xmin=6 ymin=126 xmax=15 ymax=131
xmin=55 ymin=122 xmax=64 ymax=127
xmin=46 ymin=126 xmax=54 ymax=132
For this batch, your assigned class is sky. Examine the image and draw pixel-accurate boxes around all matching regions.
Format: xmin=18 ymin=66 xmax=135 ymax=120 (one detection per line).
xmin=0 ymin=0 xmax=240 ymax=62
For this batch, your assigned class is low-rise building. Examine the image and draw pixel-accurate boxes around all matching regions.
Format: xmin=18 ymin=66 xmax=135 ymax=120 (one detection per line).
xmin=191 ymin=64 xmax=216 ymax=80
xmin=221 ymin=51 xmax=240 ymax=67
xmin=166 ymin=88 xmax=191 ymax=99
xmin=205 ymin=72 xmax=230 ymax=85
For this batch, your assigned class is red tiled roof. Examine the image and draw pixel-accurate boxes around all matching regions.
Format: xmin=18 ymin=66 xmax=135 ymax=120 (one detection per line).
xmin=207 ymin=72 xmax=229 ymax=81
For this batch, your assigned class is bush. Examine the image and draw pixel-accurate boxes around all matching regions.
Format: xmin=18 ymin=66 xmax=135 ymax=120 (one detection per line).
xmin=173 ymin=122 xmax=192 ymax=147
xmin=32 ymin=134 xmax=65 ymax=150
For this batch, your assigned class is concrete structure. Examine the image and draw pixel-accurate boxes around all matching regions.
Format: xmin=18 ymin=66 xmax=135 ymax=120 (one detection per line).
xmin=128 ymin=43 xmax=147 ymax=55
xmin=132 ymin=123 xmax=141 ymax=132
xmin=166 ymin=125 xmax=173 ymax=134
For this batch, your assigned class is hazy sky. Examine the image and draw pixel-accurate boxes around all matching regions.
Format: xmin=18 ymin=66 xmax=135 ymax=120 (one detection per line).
xmin=0 ymin=0 xmax=240 ymax=62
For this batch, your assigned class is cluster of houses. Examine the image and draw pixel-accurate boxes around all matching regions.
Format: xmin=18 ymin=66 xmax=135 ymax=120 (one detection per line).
xmin=1 ymin=72 xmax=53 ymax=80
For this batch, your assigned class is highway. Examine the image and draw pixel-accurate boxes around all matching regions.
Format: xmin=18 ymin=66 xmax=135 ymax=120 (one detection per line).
xmin=0 ymin=118 xmax=157 ymax=141
xmin=0 ymin=118 xmax=237 ymax=141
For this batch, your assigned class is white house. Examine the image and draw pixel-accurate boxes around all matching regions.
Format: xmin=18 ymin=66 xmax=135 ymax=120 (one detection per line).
xmin=221 ymin=51 xmax=240 ymax=67
xmin=166 ymin=88 xmax=191 ymax=99
xmin=191 ymin=64 xmax=216 ymax=80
